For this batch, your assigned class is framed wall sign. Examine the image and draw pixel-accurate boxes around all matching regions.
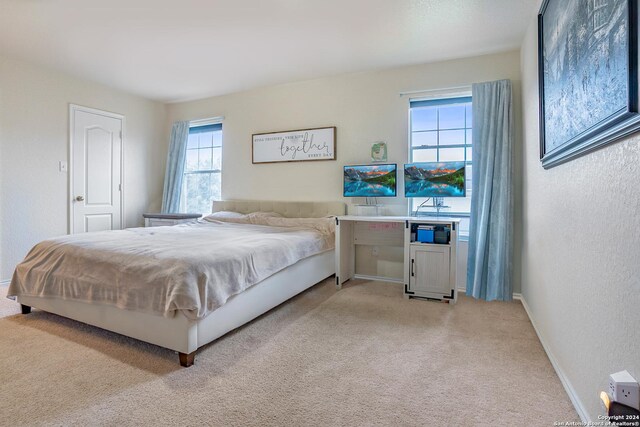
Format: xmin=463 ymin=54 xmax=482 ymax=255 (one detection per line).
xmin=252 ymin=127 xmax=336 ymax=164
xmin=371 ymin=141 xmax=388 ymax=162
xmin=538 ymin=0 xmax=640 ymax=168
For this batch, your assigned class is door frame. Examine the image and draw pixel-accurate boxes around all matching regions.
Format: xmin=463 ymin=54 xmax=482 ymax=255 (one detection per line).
xmin=68 ymin=104 xmax=126 ymax=234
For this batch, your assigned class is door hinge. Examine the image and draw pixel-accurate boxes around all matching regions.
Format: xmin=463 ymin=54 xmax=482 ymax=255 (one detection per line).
xmin=118 ymin=184 xmax=122 ymax=191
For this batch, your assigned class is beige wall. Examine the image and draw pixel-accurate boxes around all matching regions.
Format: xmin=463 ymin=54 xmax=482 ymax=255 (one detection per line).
xmin=166 ymin=50 xmax=523 ymax=291
xmin=520 ymin=8 xmax=640 ymax=421
xmin=0 ymin=55 xmax=167 ymax=281
xmin=0 ymin=49 xmax=523 ymax=291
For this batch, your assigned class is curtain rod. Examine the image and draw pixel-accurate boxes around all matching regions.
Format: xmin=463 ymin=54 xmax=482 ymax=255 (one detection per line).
xmin=399 ymin=84 xmax=472 ymax=97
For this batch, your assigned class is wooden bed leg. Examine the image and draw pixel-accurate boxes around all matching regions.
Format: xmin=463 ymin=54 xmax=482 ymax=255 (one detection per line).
xmin=179 ymin=351 xmax=195 ymax=367
xmin=21 ymin=304 xmax=31 ymax=314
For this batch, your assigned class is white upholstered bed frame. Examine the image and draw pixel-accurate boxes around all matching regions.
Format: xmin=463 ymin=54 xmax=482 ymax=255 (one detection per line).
xmin=17 ymin=200 xmax=345 ymax=367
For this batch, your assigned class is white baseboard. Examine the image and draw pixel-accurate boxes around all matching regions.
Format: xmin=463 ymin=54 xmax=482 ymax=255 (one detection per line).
xmin=456 ymin=287 xmax=522 ymax=301
xmin=519 ymin=296 xmax=590 ymax=423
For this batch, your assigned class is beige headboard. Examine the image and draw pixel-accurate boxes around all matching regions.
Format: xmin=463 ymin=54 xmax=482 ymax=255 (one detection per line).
xmin=211 ymin=200 xmax=346 ymax=218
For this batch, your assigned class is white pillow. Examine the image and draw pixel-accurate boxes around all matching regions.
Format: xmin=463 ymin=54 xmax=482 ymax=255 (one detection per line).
xmin=250 ymin=216 xmax=335 ymax=235
xmin=245 ymin=211 xmax=283 ymax=220
xmin=203 ymin=210 xmax=283 ymax=224
xmin=209 ymin=210 xmax=245 ymax=218
xmin=202 ymin=211 xmax=245 ymax=222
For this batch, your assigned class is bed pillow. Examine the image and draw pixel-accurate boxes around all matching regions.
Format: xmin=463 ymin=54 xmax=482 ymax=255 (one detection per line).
xmin=250 ymin=216 xmax=335 ymax=235
xmin=202 ymin=211 xmax=246 ymax=223
xmin=245 ymin=211 xmax=283 ymax=220
xmin=206 ymin=211 xmax=245 ymax=219
xmin=202 ymin=210 xmax=282 ymax=224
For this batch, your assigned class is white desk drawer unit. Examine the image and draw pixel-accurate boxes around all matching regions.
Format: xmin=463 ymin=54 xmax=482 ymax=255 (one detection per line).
xmin=143 ymin=213 xmax=201 ymax=227
xmin=335 ymin=215 xmax=459 ymax=302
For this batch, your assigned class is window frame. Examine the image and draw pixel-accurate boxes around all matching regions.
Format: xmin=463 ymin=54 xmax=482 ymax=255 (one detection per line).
xmin=180 ymin=120 xmax=223 ymax=213
xmin=407 ymin=93 xmax=473 ymax=230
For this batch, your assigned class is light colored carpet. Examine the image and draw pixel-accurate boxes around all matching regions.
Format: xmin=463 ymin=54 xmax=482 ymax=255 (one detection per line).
xmin=0 ymin=280 xmax=578 ymax=426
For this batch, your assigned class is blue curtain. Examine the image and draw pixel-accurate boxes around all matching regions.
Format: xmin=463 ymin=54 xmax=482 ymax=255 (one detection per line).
xmin=466 ymin=79 xmax=514 ymax=301
xmin=161 ymin=121 xmax=190 ymax=213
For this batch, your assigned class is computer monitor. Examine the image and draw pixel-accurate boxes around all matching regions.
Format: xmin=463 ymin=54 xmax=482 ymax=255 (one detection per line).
xmin=343 ymin=164 xmax=397 ymax=197
xmin=404 ymin=162 xmax=466 ymax=198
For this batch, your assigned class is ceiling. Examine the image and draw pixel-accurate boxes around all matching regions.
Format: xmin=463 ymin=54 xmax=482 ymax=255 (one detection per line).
xmin=0 ymin=0 xmax=538 ymax=103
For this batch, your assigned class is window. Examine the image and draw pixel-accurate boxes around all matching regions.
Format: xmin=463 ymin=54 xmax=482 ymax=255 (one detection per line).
xmin=180 ymin=123 xmax=222 ymax=213
xmin=409 ymin=96 xmax=472 ymax=234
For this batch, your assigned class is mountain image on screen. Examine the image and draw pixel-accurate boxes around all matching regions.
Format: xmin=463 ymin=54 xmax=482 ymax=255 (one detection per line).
xmin=343 ymin=164 xmax=397 ymax=197
xmin=404 ymin=162 xmax=465 ymax=197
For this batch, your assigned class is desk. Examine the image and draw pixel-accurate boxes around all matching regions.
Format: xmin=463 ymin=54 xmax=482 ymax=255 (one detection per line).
xmin=335 ymin=215 xmax=459 ymax=302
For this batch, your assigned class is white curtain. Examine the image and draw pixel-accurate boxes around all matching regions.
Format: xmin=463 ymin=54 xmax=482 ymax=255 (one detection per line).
xmin=161 ymin=121 xmax=190 ymax=213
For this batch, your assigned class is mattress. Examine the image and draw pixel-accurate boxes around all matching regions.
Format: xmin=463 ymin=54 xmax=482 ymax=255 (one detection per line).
xmin=8 ymin=217 xmax=335 ymax=320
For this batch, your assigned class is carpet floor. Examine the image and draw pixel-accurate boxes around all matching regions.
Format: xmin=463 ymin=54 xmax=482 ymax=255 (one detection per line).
xmin=0 ymin=279 xmax=578 ymax=426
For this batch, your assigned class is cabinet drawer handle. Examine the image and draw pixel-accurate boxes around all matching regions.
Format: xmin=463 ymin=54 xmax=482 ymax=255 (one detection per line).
xmin=411 ymin=259 xmax=415 ymax=277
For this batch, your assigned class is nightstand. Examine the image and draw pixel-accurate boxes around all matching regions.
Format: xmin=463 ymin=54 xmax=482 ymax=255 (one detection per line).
xmin=143 ymin=213 xmax=201 ymax=227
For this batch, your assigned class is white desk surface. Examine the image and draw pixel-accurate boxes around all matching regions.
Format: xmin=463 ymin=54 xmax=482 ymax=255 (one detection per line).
xmin=337 ymin=215 xmax=460 ymax=223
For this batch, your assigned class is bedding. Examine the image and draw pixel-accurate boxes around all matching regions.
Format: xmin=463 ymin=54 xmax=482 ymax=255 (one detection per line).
xmin=206 ymin=210 xmax=246 ymax=219
xmin=8 ymin=217 xmax=335 ymax=321
xmin=206 ymin=210 xmax=282 ymax=220
xmin=202 ymin=212 xmax=334 ymax=234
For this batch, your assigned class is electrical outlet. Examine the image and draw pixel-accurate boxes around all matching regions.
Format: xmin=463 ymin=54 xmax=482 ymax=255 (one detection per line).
xmin=609 ymin=370 xmax=640 ymax=410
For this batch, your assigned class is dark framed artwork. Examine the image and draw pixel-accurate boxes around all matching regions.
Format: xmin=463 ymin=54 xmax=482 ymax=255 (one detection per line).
xmin=538 ymin=0 xmax=639 ymax=168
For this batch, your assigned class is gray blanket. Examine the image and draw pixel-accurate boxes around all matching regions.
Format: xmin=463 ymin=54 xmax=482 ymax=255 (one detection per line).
xmin=8 ymin=219 xmax=334 ymax=320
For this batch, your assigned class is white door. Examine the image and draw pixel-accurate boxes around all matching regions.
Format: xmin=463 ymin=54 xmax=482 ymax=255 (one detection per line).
xmin=409 ymin=245 xmax=451 ymax=296
xmin=70 ymin=105 xmax=123 ymax=233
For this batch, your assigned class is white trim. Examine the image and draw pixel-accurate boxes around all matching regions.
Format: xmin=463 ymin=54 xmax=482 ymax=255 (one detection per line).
xmin=400 ymin=85 xmax=472 ymax=98
xmin=189 ymin=116 xmax=224 ymax=127
xmin=519 ymin=296 xmax=590 ymax=422
xmin=68 ymin=104 xmax=126 ymax=234
xmin=454 ymin=288 xmax=587 ymax=421
xmin=183 ymin=116 xmax=225 ymax=211
xmin=354 ymin=274 xmax=404 ymax=284
xmin=455 ymin=288 xmax=522 ymax=300
xmin=405 ymin=89 xmax=473 ymax=216
xmin=0 ymin=279 xmax=10 ymax=286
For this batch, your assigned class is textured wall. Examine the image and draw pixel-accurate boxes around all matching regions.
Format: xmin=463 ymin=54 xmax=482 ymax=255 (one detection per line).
xmin=520 ymin=7 xmax=640 ymax=420
xmin=166 ymin=51 xmax=523 ymax=291
xmin=0 ymin=55 xmax=167 ymax=281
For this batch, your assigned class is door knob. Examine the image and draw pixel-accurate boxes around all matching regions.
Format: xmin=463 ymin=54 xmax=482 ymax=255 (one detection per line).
xmin=75 ymin=196 xmax=85 ymax=202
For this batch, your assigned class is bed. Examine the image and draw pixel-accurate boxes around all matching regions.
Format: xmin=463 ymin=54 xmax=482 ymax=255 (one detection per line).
xmin=8 ymin=200 xmax=345 ymax=366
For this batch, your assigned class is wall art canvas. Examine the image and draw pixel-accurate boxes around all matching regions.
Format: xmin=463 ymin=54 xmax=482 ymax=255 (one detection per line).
xmin=252 ymin=127 xmax=336 ymax=164
xmin=538 ymin=0 xmax=640 ymax=168
xmin=371 ymin=141 xmax=388 ymax=162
